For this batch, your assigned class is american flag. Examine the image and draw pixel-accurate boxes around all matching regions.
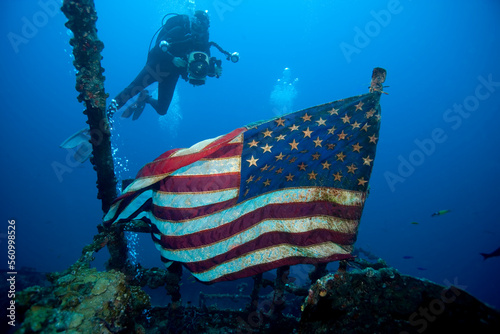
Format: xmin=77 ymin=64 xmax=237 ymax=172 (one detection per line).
xmin=104 ymin=92 xmax=382 ymax=283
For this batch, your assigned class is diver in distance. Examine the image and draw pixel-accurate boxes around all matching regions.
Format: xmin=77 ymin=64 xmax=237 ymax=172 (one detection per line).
xmin=108 ymin=10 xmax=239 ymax=120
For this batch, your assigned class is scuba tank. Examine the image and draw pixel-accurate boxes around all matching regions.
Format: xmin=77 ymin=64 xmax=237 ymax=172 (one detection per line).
xmin=148 ymin=13 xmax=178 ymax=54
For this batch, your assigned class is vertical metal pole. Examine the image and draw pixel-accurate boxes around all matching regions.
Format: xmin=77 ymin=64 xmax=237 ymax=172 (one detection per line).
xmin=61 ymin=0 xmax=127 ymax=271
xmin=61 ymin=0 xmax=117 ymax=212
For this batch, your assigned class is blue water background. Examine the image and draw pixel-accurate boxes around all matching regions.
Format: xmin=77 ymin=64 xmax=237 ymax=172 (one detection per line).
xmin=1 ymin=0 xmax=500 ymax=310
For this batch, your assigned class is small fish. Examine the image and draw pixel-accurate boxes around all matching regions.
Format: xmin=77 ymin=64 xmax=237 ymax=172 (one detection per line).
xmin=410 ymin=222 xmax=419 ymax=225
xmin=480 ymin=246 xmax=500 ymax=260
xmin=403 ymin=256 xmax=413 ymax=259
xmin=416 ymin=267 xmax=427 ymax=271
xmin=431 ymin=209 xmax=451 ymax=217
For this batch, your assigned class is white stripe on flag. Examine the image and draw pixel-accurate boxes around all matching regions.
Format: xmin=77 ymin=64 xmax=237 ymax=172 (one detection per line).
xmin=228 ymin=133 xmax=244 ymax=144
xmin=154 ymin=215 xmax=358 ymax=262
xmin=186 ymin=242 xmax=352 ymax=282
xmin=125 ymin=175 xmax=168 ymax=193
xmin=153 ymin=187 xmax=364 ymax=235
xmin=170 ymin=157 xmax=241 ymax=176
xmin=171 ymin=135 xmax=222 ymax=157
xmin=153 ymin=188 xmax=239 ymax=209
xmin=104 ymin=190 xmax=153 ymax=222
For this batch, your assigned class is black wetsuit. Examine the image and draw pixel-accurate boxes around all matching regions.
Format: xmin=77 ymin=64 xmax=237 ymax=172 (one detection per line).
xmin=114 ymin=14 xmax=210 ymax=115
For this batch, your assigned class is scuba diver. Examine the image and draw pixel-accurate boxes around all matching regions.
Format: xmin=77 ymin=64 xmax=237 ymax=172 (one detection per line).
xmin=108 ymin=10 xmax=239 ymax=120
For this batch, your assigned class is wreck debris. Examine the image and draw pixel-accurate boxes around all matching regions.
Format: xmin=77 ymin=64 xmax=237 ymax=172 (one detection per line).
xmin=16 ymin=268 xmax=150 ymax=333
xmin=300 ymin=264 xmax=500 ymax=333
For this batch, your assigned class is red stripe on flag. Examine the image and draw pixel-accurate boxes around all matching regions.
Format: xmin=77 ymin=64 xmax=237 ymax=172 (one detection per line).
xmin=184 ymin=247 xmax=354 ymax=283
xmin=163 ymin=229 xmax=356 ymax=265
xmin=152 ymin=198 xmax=239 ymax=221
xmin=158 ymin=174 xmax=240 ymax=193
xmin=152 ymin=201 xmax=362 ymax=228
xmin=209 ymin=254 xmax=353 ymax=283
xmin=201 ymin=142 xmax=242 ymax=160
xmin=159 ymin=253 xmax=352 ymax=283
xmin=137 ymin=128 xmax=245 ymax=179
xmin=104 ymin=192 xmax=153 ymax=226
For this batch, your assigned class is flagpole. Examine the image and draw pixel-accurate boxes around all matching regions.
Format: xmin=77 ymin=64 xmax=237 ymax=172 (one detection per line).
xmin=60 ymin=0 xmax=186 ymax=297
xmin=61 ymin=0 xmax=117 ymax=213
xmin=61 ymin=0 xmax=131 ymax=274
xmin=369 ymin=67 xmax=387 ymax=94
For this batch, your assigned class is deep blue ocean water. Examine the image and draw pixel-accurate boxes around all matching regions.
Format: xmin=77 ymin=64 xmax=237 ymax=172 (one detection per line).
xmin=2 ymin=0 xmax=500 ymax=314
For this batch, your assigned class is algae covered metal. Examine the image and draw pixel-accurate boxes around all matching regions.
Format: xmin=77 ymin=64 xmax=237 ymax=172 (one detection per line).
xmin=61 ymin=0 xmax=117 ymax=213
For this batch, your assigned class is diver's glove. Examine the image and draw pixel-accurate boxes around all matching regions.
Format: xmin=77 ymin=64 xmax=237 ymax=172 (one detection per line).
xmin=173 ymin=57 xmax=187 ymax=68
xmin=208 ymin=57 xmax=223 ymax=78
xmin=214 ymin=65 xmax=222 ymax=77
xmin=107 ymin=99 xmax=118 ymax=117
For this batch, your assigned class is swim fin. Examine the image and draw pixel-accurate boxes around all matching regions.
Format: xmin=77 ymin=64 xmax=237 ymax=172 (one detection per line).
xmin=121 ymin=100 xmax=146 ymax=119
xmin=60 ymin=128 xmax=90 ymax=149
xmin=121 ymin=90 xmax=150 ymax=120
xmin=60 ymin=128 xmax=92 ymax=163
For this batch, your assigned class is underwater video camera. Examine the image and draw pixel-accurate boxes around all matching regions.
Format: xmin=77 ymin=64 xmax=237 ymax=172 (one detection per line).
xmin=149 ymin=13 xmax=240 ymax=86
xmin=187 ymin=51 xmax=222 ymax=86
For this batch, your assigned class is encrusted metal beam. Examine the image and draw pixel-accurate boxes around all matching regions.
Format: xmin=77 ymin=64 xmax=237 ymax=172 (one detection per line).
xmin=61 ymin=0 xmax=117 ymax=213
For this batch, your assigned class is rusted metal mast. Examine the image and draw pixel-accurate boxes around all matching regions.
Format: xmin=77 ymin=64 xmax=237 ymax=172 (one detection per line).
xmin=61 ymin=0 xmax=117 ymax=213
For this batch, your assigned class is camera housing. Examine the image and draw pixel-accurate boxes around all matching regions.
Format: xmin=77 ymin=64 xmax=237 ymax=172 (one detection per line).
xmin=187 ymin=52 xmax=222 ymax=85
xmin=187 ymin=52 xmax=209 ymax=86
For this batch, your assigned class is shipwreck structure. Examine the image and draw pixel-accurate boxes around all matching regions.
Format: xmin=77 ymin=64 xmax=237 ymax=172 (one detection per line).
xmin=10 ymin=1 xmax=500 ymax=333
